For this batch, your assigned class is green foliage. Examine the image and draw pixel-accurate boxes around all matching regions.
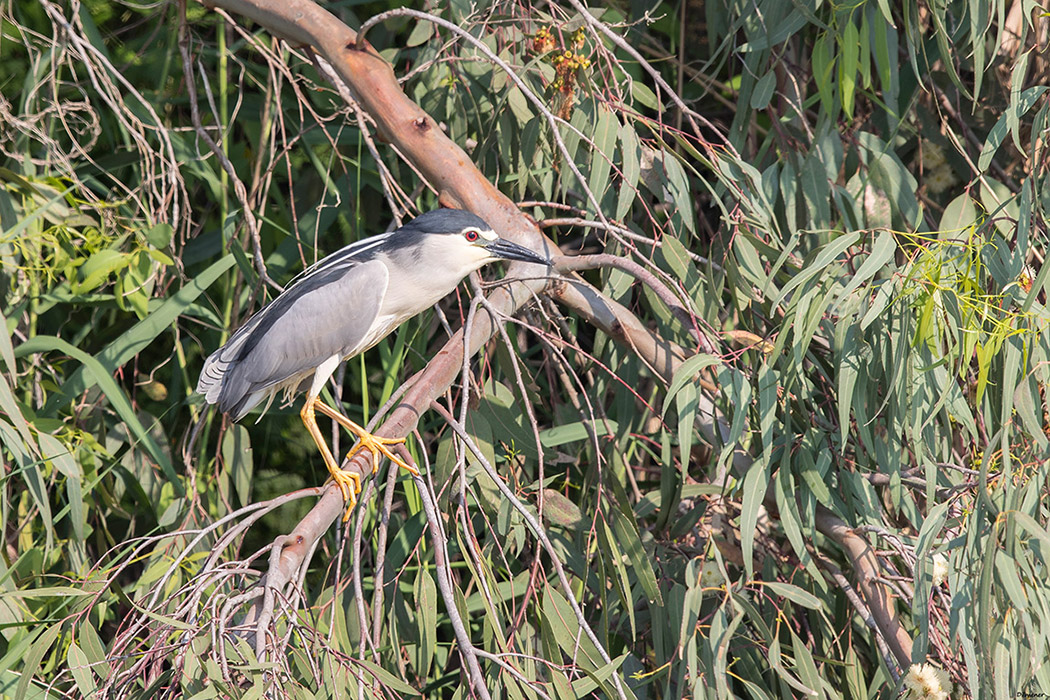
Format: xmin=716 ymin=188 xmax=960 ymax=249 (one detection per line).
xmin=2 ymin=0 xmax=1048 ymax=698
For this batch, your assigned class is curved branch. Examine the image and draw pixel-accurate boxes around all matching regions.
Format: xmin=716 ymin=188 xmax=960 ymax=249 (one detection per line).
xmin=551 ymin=253 xmax=710 ymax=351
xmin=814 ymin=505 xmax=914 ymax=667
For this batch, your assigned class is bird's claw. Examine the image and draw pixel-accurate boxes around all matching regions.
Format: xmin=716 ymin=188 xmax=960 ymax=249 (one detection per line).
xmin=344 ymin=433 xmax=419 ymax=477
xmin=324 ymin=431 xmax=419 ymax=522
xmin=326 ymin=468 xmax=362 ymax=522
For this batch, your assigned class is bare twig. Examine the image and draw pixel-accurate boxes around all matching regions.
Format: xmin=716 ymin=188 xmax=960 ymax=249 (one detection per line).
xmin=414 ymin=462 xmax=493 ymax=700
xmin=430 ymin=401 xmax=630 ymax=700
xmin=538 ymin=215 xmax=715 ymax=267
xmin=34 ymin=0 xmax=189 ymax=238
xmin=308 ymin=52 xmax=413 ymax=223
xmin=177 ymin=1 xmax=278 ymax=290
xmin=552 ymin=253 xmax=711 ymax=350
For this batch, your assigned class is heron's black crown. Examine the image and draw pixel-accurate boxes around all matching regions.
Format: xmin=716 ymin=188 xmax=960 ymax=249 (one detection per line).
xmin=395 ymin=209 xmax=492 ymax=237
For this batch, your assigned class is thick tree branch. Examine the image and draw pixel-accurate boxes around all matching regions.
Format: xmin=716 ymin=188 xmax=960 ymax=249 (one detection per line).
xmin=203 ymin=0 xmax=538 ymax=248
xmin=814 ymin=505 xmax=914 ymax=666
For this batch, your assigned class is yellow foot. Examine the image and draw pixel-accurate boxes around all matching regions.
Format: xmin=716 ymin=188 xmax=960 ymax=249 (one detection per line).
xmin=325 ymin=468 xmax=363 ymax=522
xmin=344 ymin=432 xmax=419 ymax=478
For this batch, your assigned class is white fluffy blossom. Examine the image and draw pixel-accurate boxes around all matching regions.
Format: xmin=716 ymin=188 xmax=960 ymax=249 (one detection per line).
xmin=699 ymin=563 xmax=721 ymax=588
xmin=923 ymin=143 xmax=948 ymax=170
xmin=903 ymin=662 xmax=952 ymax=700
xmin=917 ymin=143 xmax=959 ymax=194
xmin=925 ymin=166 xmax=958 ymax=194
xmin=931 ymin=553 xmax=949 ymax=587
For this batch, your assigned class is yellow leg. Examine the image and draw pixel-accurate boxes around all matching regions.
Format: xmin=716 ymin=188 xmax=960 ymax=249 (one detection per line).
xmin=313 ymin=401 xmax=419 ymax=478
xmin=300 ymin=396 xmax=361 ymax=521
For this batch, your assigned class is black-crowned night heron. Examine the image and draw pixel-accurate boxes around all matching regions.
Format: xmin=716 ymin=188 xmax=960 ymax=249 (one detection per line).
xmin=197 ymin=209 xmax=548 ymax=518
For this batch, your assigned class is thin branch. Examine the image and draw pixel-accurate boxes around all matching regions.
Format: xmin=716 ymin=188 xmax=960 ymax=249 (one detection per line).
xmin=812 ymin=552 xmax=901 ymax=683
xmin=308 ymin=52 xmax=413 ymax=223
xmin=551 ymin=253 xmax=710 ymax=350
xmin=177 ymin=1 xmax=278 ymax=290
xmin=430 ymin=401 xmax=630 ymax=700
xmin=538 ymin=215 xmax=715 ymax=267
xmin=413 ymin=461 xmax=493 ymax=700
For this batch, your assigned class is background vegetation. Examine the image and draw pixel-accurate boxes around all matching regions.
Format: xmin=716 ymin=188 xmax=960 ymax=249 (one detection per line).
xmin=1 ymin=0 xmax=1048 ymax=697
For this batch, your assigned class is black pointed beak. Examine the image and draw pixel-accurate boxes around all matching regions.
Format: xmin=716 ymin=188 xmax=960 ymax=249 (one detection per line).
xmin=487 ymin=238 xmax=549 ymax=266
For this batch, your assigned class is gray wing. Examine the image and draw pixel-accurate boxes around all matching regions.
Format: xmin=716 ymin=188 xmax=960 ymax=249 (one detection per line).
xmin=197 ymin=258 xmax=389 ymax=420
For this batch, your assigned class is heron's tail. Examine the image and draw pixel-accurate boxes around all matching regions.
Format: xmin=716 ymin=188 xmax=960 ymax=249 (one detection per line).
xmin=196 ymin=325 xmax=261 ymax=420
xmin=196 ymin=347 xmax=235 ymax=403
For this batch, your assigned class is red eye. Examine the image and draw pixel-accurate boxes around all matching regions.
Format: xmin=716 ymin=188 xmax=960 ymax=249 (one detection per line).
xmin=464 ymin=229 xmax=480 ymax=242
